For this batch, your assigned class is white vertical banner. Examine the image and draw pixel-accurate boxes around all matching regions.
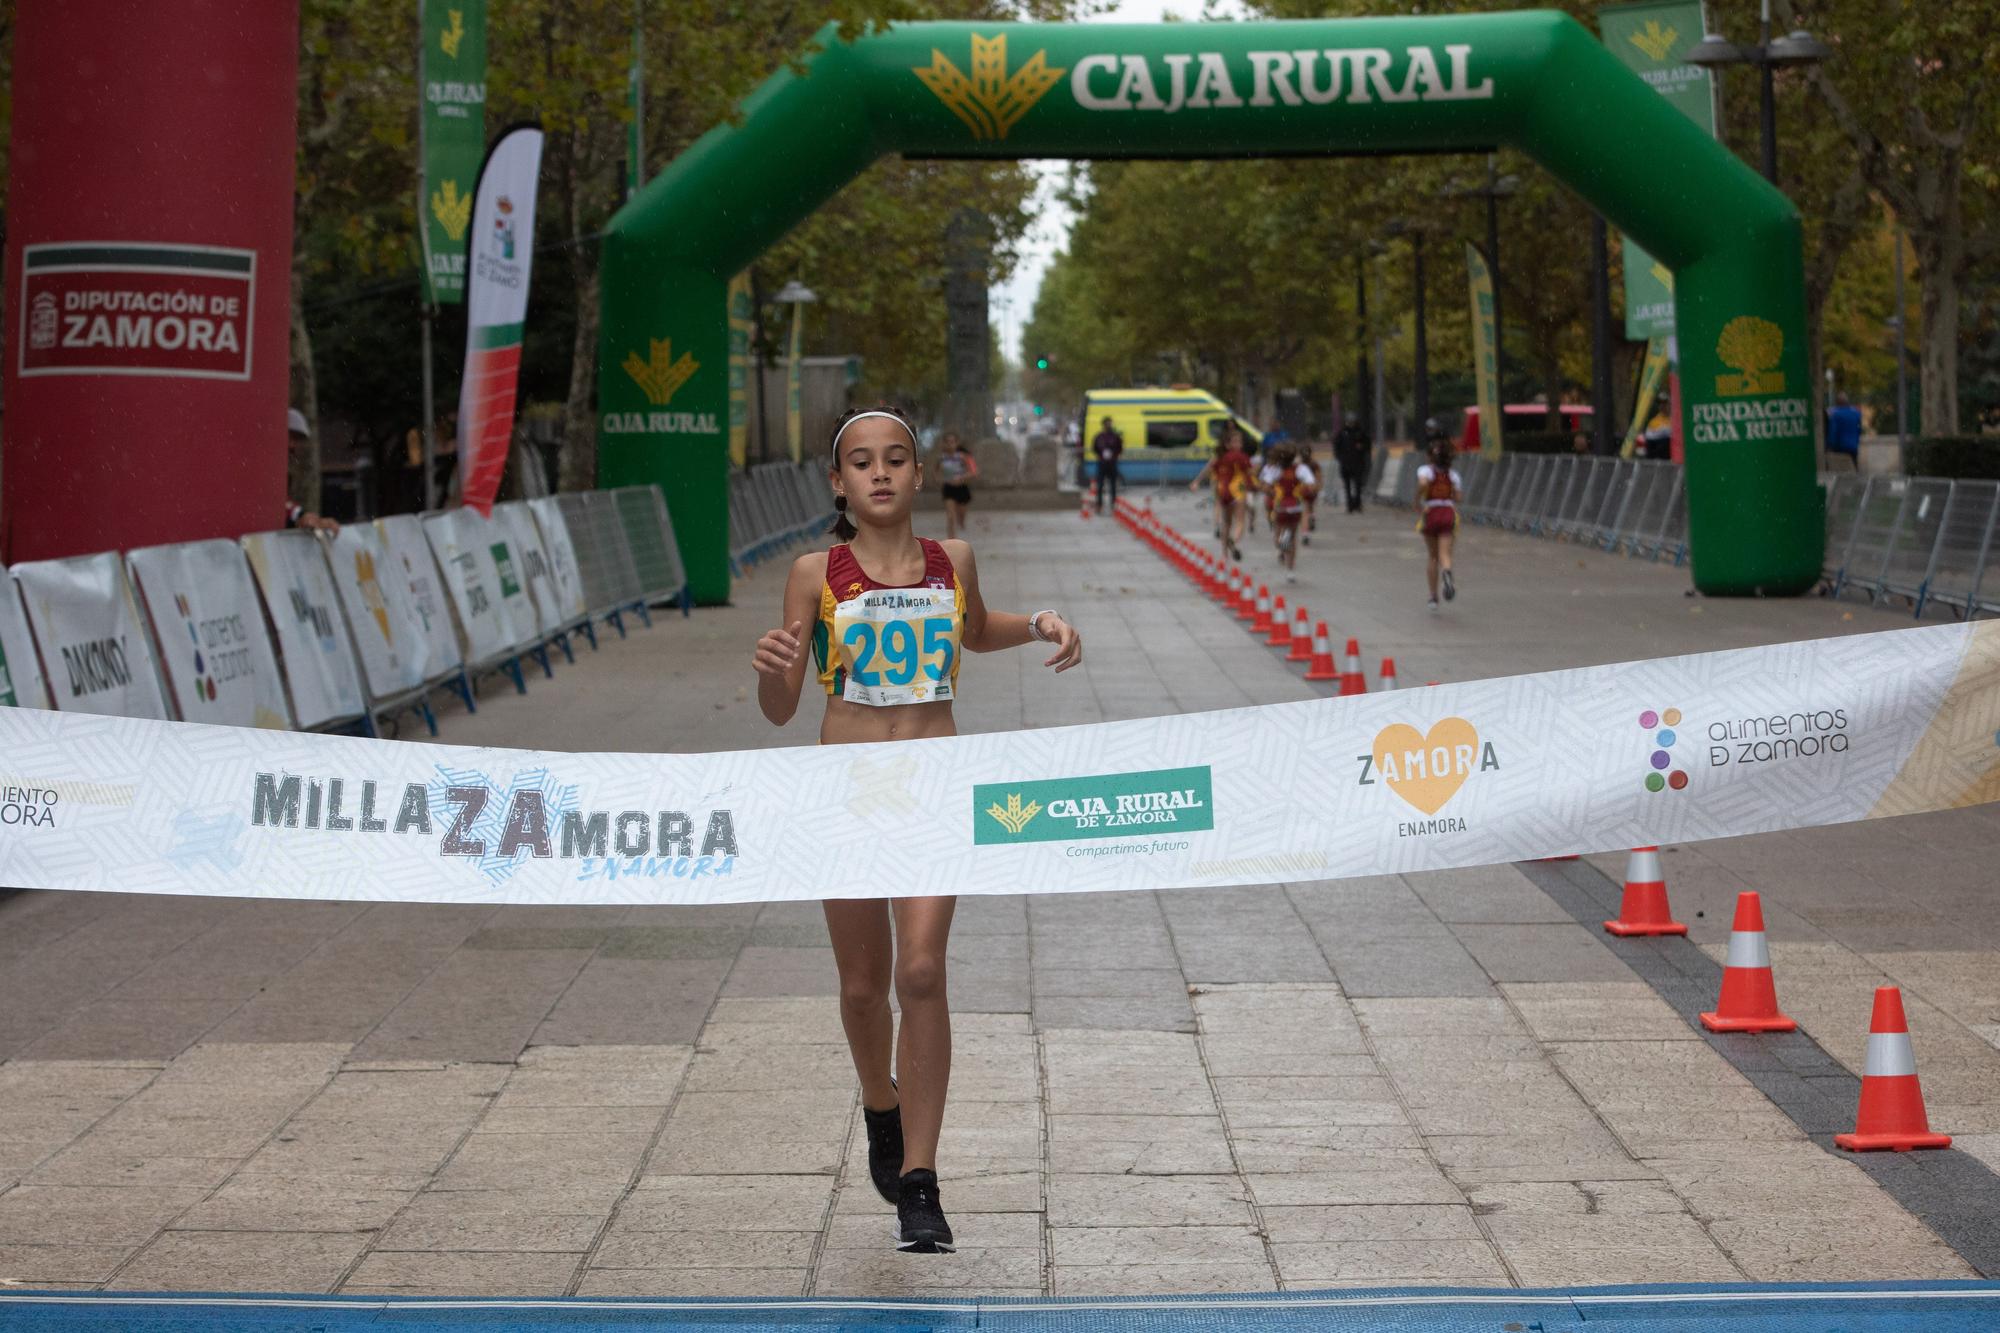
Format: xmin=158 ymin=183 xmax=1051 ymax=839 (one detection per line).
xmin=325 ymin=524 xmax=431 ymax=700
xmin=456 ymin=124 xmax=545 ymax=515
xmin=240 ymin=532 xmax=368 ymax=729
xmin=423 ymin=509 xmax=519 ymax=665
xmin=528 ymin=497 xmax=588 ymax=625
xmin=496 ymin=501 xmax=562 ymax=637
xmin=0 ymin=569 xmax=52 ymax=709
xmin=377 ymin=515 xmax=464 ymax=683
xmin=10 ymin=553 xmax=167 ymax=718
xmin=126 ymin=541 xmax=291 ymax=729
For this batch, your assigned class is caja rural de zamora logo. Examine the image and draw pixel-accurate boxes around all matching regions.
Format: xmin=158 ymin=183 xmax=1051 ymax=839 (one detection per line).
xmin=1627 ymin=19 xmax=1679 ymax=62
xmin=1640 ymin=706 xmax=1690 ymax=792
xmin=973 ymin=766 xmax=1212 ymax=844
xmin=915 ymin=33 xmax=1064 ymax=141
xmin=1357 ymin=717 xmax=1500 ymax=836
xmin=623 ymin=337 xmax=700 ymax=406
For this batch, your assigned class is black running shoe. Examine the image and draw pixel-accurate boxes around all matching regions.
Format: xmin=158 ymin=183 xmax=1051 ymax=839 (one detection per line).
xmin=1442 ymin=569 xmax=1456 ymax=602
xmin=894 ymin=1168 xmax=955 ymax=1253
xmin=863 ymin=1099 xmax=903 ymax=1206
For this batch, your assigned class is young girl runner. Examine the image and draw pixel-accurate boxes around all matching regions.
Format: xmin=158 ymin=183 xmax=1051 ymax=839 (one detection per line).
xmin=1414 ymin=432 xmax=1462 ymax=609
xmin=1262 ymin=445 xmax=1318 ymax=582
xmin=752 ymin=407 xmax=1082 ymax=1254
xmin=1190 ymin=423 xmax=1253 ymax=561
xmin=935 ymin=431 xmax=977 ymax=540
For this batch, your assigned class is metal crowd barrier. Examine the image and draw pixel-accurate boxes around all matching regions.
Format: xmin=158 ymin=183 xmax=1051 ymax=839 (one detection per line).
xmin=0 ymin=486 xmax=688 ymax=739
xmin=1404 ymin=453 xmax=2000 ymax=619
xmin=731 ymin=461 xmax=835 ymax=573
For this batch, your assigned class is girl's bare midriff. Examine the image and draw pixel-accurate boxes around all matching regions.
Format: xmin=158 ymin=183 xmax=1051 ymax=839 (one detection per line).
xmin=820 ymin=695 xmax=956 ymax=745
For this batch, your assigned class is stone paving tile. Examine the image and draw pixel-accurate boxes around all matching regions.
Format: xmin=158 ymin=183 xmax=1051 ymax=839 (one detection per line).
xmin=341 ymin=1249 xmax=584 ymax=1296
xmin=813 ymin=1246 xmax=1042 ymax=1295
xmin=1051 ymin=1224 xmax=1265 ymax=1267
xmin=576 ymin=1266 xmax=810 ymax=1296
xmin=1052 ymin=1263 xmax=1274 ymax=1295
xmin=0 ymin=1242 xmax=135 ymax=1284
xmin=0 ymin=1184 xmax=206 ymax=1247
xmin=1501 ymin=982 xmax=1699 ymax=1043
xmin=112 ymin=1230 xmax=371 ymax=1292
xmin=1271 ymin=1238 xmax=1511 ymax=1283
xmin=174 ymin=1173 xmax=414 ymax=1233
xmin=1045 ymin=1174 xmax=1250 ymax=1228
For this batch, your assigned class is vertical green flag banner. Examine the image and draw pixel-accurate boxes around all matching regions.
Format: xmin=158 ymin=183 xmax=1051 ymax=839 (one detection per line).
xmin=786 ymin=301 xmax=804 ymax=462
xmin=1600 ymin=0 xmax=1714 ymax=340
xmin=727 ymin=273 xmax=753 ymax=468
xmin=420 ymin=0 xmax=487 ymax=304
xmin=1621 ymin=336 xmax=1674 ymax=458
xmin=602 ymin=13 xmax=1818 ymax=602
xmin=1465 ymin=243 xmax=1504 ymax=459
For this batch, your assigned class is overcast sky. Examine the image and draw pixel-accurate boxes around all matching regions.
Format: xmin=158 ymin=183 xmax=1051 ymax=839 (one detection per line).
xmin=991 ymin=0 xmax=1248 ymax=365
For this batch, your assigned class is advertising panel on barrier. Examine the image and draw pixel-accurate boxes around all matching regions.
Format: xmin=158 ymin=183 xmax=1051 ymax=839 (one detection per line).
xmin=613 ymin=485 xmax=685 ymax=600
xmin=241 ymin=532 xmax=367 ymax=729
xmin=423 ymin=508 xmax=521 ymax=664
xmin=0 ymin=569 xmax=51 ymax=708
xmin=528 ymin=497 xmax=589 ymax=624
xmin=325 ymin=523 xmax=431 ymax=699
xmin=10 ymin=552 xmax=167 ymax=718
xmin=496 ymin=501 xmax=564 ymax=637
xmin=126 ymin=540 xmax=291 ymax=729
xmin=377 ymin=515 xmax=464 ymax=682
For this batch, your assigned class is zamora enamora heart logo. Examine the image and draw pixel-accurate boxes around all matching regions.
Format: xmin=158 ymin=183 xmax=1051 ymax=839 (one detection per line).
xmin=1367 ymin=718 xmax=1488 ymax=815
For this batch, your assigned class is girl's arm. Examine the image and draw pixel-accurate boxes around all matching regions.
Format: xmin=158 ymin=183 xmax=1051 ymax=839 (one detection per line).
xmin=752 ymin=552 xmax=827 ymax=726
xmin=1189 ymin=458 xmax=1213 ymax=491
xmin=945 ymin=539 xmax=1082 ymax=671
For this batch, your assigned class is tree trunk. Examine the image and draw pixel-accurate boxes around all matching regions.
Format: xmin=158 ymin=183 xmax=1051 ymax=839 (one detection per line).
xmin=1538 ymin=341 xmax=1563 ymax=433
xmin=1916 ymin=238 xmax=1962 ymax=438
xmin=287 ymin=264 xmax=321 ymax=513
xmin=558 ymin=262 xmax=601 ymax=492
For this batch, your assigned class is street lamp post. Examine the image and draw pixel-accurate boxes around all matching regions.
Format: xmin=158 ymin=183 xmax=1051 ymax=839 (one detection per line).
xmin=1447 ymin=156 xmax=1519 ymax=394
xmin=1687 ymin=0 xmax=1832 ymax=187
xmin=766 ymin=279 xmax=816 ymax=464
xmin=1890 ymin=228 xmax=1910 ymax=451
xmin=1412 ymin=229 xmax=1429 ymax=435
xmin=1354 ymin=253 xmax=1369 ymax=433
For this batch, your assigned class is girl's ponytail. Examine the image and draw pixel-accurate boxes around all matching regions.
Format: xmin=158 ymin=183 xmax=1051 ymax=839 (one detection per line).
xmin=828 ymin=493 xmax=858 ymax=542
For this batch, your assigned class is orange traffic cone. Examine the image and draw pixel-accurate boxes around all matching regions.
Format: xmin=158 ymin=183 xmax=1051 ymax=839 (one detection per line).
xmin=1378 ymin=657 xmax=1399 ymax=691
xmin=1834 ymin=987 xmax=1951 ymax=1152
xmin=1603 ymin=847 xmax=1688 ymax=937
xmin=1266 ymin=595 xmax=1293 ymax=646
xmin=1304 ymin=622 xmax=1338 ymax=682
xmin=1080 ymin=478 xmax=1096 ymax=519
xmin=1338 ymin=638 xmax=1366 ymax=696
xmin=1252 ymin=585 xmax=1276 ymax=634
xmin=1234 ymin=573 xmax=1259 ymax=622
xmin=1699 ymin=892 xmax=1796 ymax=1033
xmin=1287 ymin=606 xmax=1312 ymax=661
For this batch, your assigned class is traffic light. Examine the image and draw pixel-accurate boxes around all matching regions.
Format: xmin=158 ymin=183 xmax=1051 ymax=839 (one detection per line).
xmin=1032 ymin=403 xmax=1045 ymax=415
xmin=1034 ymin=353 xmax=1050 ymax=371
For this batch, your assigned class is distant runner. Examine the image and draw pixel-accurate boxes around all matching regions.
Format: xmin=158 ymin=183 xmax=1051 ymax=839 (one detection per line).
xmin=1414 ymin=426 xmax=1461 ymax=609
xmin=1190 ymin=422 xmax=1254 ymax=561
xmin=1262 ymin=444 xmax=1317 ymax=583
xmin=1296 ymin=440 xmax=1320 ymax=545
xmin=936 ymin=431 xmax=976 ymax=540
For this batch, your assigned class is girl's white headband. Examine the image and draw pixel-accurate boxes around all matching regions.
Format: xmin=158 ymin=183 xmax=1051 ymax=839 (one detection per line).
xmin=832 ymin=411 xmax=917 ymax=454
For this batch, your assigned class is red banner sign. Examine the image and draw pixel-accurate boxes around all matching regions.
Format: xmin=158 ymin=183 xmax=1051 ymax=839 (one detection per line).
xmin=18 ymin=244 xmax=255 ymax=380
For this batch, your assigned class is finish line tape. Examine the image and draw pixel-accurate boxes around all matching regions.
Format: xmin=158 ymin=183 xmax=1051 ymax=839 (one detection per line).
xmin=2 ymin=622 xmax=1997 ymax=906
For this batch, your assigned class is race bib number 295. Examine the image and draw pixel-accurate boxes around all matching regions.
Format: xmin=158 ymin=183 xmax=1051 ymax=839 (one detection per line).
xmin=835 ymin=588 xmax=957 ymax=707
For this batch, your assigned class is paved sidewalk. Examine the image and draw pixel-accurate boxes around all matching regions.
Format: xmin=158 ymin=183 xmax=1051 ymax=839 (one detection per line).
xmin=1 ymin=498 xmax=1995 ymax=1297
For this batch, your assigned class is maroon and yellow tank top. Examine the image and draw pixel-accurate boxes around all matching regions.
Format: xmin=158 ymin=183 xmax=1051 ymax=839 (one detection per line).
xmin=813 ymin=539 xmax=965 ymax=705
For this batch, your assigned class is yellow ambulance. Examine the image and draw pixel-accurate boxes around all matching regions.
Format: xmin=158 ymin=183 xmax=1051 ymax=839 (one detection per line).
xmin=1077 ymin=387 xmax=1264 ymax=485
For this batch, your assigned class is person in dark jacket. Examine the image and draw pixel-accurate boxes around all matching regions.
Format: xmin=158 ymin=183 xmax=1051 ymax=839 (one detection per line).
xmin=1333 ymin=412 xmax=1372 ymax=513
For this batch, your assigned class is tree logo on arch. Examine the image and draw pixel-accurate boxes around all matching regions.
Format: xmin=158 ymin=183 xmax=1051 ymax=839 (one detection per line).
xmin=623 ymin=337 xmax=700 ymax=405
xmin=913 ymin=33 xmax=1064 ymax=140
xmin=1715 ymin=316 xmax=1787 ymax=396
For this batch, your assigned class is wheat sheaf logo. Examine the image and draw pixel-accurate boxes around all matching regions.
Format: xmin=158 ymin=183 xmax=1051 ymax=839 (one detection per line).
xmin=623 ymin=338 xmax=700 ymax=406
xmin=1628 ymin=19 xmax=1679 ymax=62
xmin=440 ymin=8 xmax=466 ymax=58
xmin=430 ymin=178 xmax=472 ymax=241
xmin=1715 ymin=316 xmax=1786 ymax=396
xmin=984 ymin=792 xmax=1042 ymax=836
xmin=914 ymin=33 xmax=1065 ymax=141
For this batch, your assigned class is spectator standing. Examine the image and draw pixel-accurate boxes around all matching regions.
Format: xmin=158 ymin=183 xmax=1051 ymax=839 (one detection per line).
xmin=1826 ymin=393 xmax=1863 ymax=473
xmin=1090 ymin=416 xmax=1124 ymax=512
xmin=1333 ymin=411 xmax=1372 ymax=513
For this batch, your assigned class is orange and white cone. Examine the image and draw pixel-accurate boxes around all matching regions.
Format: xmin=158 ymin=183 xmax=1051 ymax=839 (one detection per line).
xmin=1378 ymin=657 xmax=1399 ymax=691
xmin=1699 ymin=892 xmax=1796 ymax=1033
xmin=1603 ymin=847 xmax=1688 ymax=937
xmin=1834 ymin=987 xmax=1952 ymax=1152
xmin=1252 ymin=585 xmax=1276 ymax=635
xmin=1234 ymin=573 xmax=1259 ymax=622
xmin=1287 ymin=606 xmax=1312 ymax=662
xmin=1338 ymin=638 xmax=1367 ymax=696
xmin=1266 ymin=595 xmax=1293 ymax=646
xmin=1304 ymin=622 xmax=1338 ymax=682
xmin=1080 ymin=478 xmax=1096 ymax=519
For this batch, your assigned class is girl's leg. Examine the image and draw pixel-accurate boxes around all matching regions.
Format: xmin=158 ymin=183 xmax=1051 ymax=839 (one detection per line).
xmin=1423 ymin=531 xmax=1442 ymax=600
xmin=1438 ymin=528 xmax=1455 ymax=575
xmin=889 ymin=894 xmax=957 ymax=1172
xmin=943 ymin=500 xmax=960 ymax=541
xmin=823 ymin=898 xmax=897 ymax=1112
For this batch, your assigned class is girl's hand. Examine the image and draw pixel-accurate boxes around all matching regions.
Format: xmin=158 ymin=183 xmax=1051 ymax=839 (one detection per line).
xmin=1038 ymin=614 xmax=1083 ymax=673
xmin=753 ymin=619 xmax=805 ymax=678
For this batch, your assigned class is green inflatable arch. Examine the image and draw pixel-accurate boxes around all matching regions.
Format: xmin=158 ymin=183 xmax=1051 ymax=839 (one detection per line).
xmin=600 ymin=12 xmax=1820 ymax=604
